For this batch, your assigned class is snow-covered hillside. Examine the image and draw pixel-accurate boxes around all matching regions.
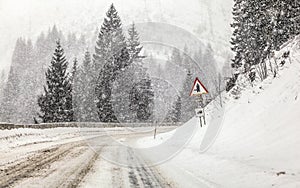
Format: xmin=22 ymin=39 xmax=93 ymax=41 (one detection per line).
xmin=137 ymin=39 xmax=300 ymax=187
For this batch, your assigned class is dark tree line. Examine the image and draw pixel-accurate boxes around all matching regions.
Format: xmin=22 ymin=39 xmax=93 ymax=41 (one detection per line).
xmin=0 ymin=26 xmax=87 ymax=123
xmin=37 ymin=4 xmax=154 ymax=123
xmin=228 ymin=0 xmax=300 ymax=90
xmin=1 ymin=3 xmax=214 ymax=124
xmin=93 ymin=4 xmax=154 ymax=123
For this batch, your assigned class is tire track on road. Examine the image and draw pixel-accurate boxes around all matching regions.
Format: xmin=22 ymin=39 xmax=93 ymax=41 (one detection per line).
xmin=0 ymin=143 xmax=82 ymax=187
xmin=0 ymin=135 xmax=106 ymax=188
xmin=127 ymin=148 xmax=173 ymax=188
xmin=57 ymin=146 xmax=105 ymax=188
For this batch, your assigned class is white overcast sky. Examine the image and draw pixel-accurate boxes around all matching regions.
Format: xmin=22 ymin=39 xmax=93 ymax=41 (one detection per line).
xmin=0 ymin=0 xmax=110 ymax=71
xmin=0 ymin=0 xmax=232 ymax=72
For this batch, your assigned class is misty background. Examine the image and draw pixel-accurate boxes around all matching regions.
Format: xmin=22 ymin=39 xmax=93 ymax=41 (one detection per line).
xmin=0 ymin=0 xmax=234 ymax=124
xmin=0 ymin=0 xmax=233 ymax=72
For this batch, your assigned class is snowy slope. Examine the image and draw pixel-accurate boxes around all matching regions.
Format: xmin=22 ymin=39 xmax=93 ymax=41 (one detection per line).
xmin=137 ymin=40 xmax=300 ymax=187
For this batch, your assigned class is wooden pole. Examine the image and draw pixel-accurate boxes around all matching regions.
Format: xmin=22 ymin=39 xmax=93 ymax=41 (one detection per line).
xmin=199 ymin=117 xmax=202 ymax=127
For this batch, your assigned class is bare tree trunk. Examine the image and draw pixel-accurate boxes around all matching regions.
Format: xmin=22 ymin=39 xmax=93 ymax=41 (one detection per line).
xmin=263 ymin=60 xmax=268 ymax=79
xmin=218 ymin=73 xmax=223 ymax=107
xmin=268 ymin=55 xmax=273 ymax=74
xmin=256 ymin=64 xmax=263 ymax=81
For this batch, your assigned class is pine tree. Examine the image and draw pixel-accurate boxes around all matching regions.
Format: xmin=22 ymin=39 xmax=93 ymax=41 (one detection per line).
xmin=35 ymin=32 xmax=47 ymax=58
xmin=0 ymin=38 xmax=27 ymax=122
xmin=45 ymin=25 xmax=64 ymax=54
xmin=203 ymin=45 xmax=216 ymax=67
xmin=171 ymin=48 xmax=182 ymax=65
xmin=35 ymin=32 xmax=49 ymax=92
xmin=290 ymin=0 xmax=300 ymax=37
xmin=0 ymin=70 xmax=5 ymax=101
xmin=1 ymin=37 xmax=45 ymax=123
xmin=71 ymin=58 xmax=78 ymax=82
xmin=201 ymin=45 xmax=218 ymax=91
xmin=95 ymin=47 xmax=131 ymax=122
xmin=230 ymin=0 xmax=272 ymax=81
xmin=129 ymin=78 xmax=154 ymax=122
xmin=230 ymin=0 xmax=245 ymax=69
xmin=165 ymin=95 xmax=181 ymax=122
xmin=111 ymin=23 xmax=148 ymax=123
xmin=127 ymin=22 xmax=144 ymax=61
xmin=165 ymin=48 xmax=185 ymax=90
xmin=230 ymin=0 xmax=300 ymax=84
xmin=74 ymin=50 xmax=99 ymax=122
xmin=82 ymin=51 xmax=99 ymax=122
xmin=94 ymin=4 xmax=133 ymax=122
xmin=38 ymin=40 xmax=73 ymax=123
xmin=181 ymin=45 xmax=191 ymax=71
xmin=180 ymin=70 xmax=198 ymax=122
xmin=0 ymin=25 xmax=88 ymax=123
xmin=125 ymin=22 xmax=147 ymax=86
xmin=17 ymin=39 xmax=38 ymax=123
xmin=272 ymin=0 xmax=300 ymax=50
xmin=0 ymin=70 xmax=4 ymax=89
xmin=93 ymin=3 xmax=126 ymax=70
xmin=71 ymin=58 xmax=79 ymax=121
xmin=66 ymin=33 xmax=77 ymax=58
xmin=36 ymin=26 xmax=65 ymax=97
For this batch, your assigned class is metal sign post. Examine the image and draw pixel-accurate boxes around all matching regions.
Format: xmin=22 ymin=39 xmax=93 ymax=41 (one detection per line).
xmin=190 ymin=77 xmax=208 ymax=128
xmin=195 ymin=96 xmax=205 ymax=127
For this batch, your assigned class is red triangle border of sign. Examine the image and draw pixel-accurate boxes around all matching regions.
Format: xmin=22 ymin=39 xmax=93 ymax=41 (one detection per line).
xmin=189 ymin=77 xmax=209 ymax=96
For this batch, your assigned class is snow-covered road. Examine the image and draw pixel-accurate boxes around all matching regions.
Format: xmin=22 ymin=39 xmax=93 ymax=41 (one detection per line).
xmin=0 ymin=127 xmax=176 ymax=188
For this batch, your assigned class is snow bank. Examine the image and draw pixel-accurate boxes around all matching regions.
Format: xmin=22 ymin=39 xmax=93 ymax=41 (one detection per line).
xmin=136 ymin=129 xmax=176 ymax=148
xmin=0 ymin=128 xmax=81 ymax=151
xmin=137 ymin=40 xmax=300 ymax=187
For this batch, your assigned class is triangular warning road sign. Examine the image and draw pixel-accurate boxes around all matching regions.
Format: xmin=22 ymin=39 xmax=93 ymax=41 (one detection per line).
xmin=189 ymin=77 xmax=209 ymax=96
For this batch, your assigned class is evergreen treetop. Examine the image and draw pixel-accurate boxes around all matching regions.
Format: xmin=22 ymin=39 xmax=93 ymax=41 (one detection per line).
xmin=38 ymin=40 xmax=73 ymax=123
xmin=127 ymin=22 xmax=144 ymax=61
xmin=93 ymin=3 xmax=126 ymax=70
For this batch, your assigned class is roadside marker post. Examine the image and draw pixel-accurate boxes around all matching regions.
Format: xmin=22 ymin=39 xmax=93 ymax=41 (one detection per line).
xmin=190 ymin=77 xmax=208 ymax=127
xmin=154 ymin=120 xmax=158 ymax=139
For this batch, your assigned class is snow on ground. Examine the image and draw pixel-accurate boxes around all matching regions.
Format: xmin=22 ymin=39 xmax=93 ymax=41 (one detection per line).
xmin=136 ymin=128 xmax=176 ymax=148
xmin=1 ymin=39 xmax=300 ymax=187
xmin=0 ymin=126 xmax=130 ymax=167
xmin=0 ymin=128 xmax=80 ymax=151
xmin=137 ymin=42 xmax=300 ymax=187
xmin=0 ymin=126 xmax=131 ymax=151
